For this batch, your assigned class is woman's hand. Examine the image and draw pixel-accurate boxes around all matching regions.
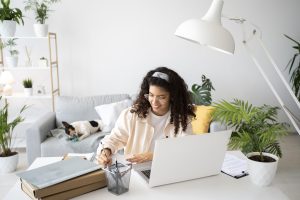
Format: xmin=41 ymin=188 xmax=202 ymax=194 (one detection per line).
xmin=126 ymin=152 xmax=153 ymax=164
xmin=97 ymin=148 xmax=112 ymax=168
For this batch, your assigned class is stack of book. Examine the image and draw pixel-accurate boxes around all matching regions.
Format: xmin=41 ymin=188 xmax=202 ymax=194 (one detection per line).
xmin=20 ymin=170 xmax=106 ymax=200
xmin=17 ymin=157 xmax=107 ymax=200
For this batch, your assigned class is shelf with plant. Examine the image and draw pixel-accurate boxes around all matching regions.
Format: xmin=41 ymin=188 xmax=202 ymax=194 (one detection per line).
xmin=0 ymin=36 xmax=54 ymax=68
xmin=1 ymin=77 xmax=50 ymax=98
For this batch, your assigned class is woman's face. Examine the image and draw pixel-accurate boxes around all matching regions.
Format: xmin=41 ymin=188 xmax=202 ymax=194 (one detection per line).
xmin=147 ymin=85 xmax=170 ymax=116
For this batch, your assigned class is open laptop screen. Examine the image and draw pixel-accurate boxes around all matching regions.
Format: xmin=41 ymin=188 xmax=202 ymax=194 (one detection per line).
xmin=135 ymin=130 xmax=232 ymax=187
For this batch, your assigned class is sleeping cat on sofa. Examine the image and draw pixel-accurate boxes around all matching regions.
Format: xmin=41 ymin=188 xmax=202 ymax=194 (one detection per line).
xmin=62 ymin=120 xmax=104 ymax=141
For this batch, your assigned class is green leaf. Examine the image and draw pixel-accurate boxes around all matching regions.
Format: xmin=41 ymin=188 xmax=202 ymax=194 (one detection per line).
xmin=284 ymin=34 xmax=300 ymax=101
xmin=212 ymin=99 xmax=288 ymax=158
xmin=284 ymin=34 xmax=300 ymax=46
xmin=189 ymin=75 xmax=215 ymax=105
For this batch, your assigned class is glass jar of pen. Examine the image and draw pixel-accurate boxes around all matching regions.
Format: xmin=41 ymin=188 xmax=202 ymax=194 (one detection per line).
xmin=104 ymin=161 xmax=132 ymax=195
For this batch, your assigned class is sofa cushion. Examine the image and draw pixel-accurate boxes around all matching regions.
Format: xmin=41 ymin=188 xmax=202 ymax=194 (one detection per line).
xmin=95 ymin=99 xmax=133 ymax=132
xmin=192 ymin=105 xmax=215 ymax=134
xmin=55 ymin=94 xmax=130 ymax=127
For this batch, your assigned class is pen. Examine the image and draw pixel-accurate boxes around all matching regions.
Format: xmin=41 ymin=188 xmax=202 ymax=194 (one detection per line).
xmin=101 ymin=142 xmax=110 ymax=166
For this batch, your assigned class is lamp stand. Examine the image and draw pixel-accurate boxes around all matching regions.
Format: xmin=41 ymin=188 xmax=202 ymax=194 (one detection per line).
xmin=238 ymin=20 xmax=300 ymax=134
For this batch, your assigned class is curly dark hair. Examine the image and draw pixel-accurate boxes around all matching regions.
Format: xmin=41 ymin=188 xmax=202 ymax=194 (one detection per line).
xmin=131 ymin=66 xmax=196 ymax=135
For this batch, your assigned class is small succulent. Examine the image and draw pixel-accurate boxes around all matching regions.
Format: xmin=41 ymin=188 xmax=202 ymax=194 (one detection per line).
xmin=23 ymin=78 xmax=33 ymax=88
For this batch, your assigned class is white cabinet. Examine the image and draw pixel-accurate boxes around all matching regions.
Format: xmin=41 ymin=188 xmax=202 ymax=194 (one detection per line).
xmin=0 ymin=33 xmax=60 ymax=148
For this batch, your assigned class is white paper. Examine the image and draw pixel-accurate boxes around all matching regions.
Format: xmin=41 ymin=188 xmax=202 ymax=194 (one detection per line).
xmin=66 ymin=152 xmax=95 ymax=161
xmin=222 ymin=153 xmax=248 ymax=177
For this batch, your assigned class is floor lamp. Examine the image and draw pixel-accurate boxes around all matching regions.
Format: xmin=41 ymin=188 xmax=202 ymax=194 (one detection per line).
xmin=174 ymin=0 xmax=300 ymax=135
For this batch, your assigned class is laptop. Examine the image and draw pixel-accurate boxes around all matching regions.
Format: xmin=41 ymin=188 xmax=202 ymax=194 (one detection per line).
xmin=134 ymin=130 xmax=232 ymax=187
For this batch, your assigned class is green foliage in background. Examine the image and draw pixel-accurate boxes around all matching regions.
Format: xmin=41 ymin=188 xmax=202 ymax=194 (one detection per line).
xmin=0 ymin=0 xmax=24 ymax=24
xmin=189 ymin=75 xmax=215 ymax=106
xmin=284 ymin=34 xmax=300 ymax=102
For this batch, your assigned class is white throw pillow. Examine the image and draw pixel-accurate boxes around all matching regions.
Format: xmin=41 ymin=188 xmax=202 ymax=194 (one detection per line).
xmin=95 ymin=99 xmax=133 ymax=132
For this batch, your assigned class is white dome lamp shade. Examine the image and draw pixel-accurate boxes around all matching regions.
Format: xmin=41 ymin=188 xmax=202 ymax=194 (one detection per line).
xmin=0 ymin=71 xmax=15 ymax=96
xmin=174 ymin=0 xmax=235 ymax=55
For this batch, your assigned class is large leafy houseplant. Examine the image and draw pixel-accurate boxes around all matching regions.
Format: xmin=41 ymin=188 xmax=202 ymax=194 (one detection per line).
xmin=212 ymin=99 xmax=288 ymax=162
xmin=284 ymin=34 xmax=300 ymax=102
xmin=24 ymin=0 xmax=60 ymax=24
xmin=189 ymin=75 xmax=215 ymax=105
xmin=0 ymin=98 xmax=27 ymax=157
xmin=0 ymin=0 xmax=24 ymax=24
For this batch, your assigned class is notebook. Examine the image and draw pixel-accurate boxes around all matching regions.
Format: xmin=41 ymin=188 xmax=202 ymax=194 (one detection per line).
xmin=135 ymin=130 xmax=232 ymax=187
xmin=16 ymin=157 xmax=101 ymax=189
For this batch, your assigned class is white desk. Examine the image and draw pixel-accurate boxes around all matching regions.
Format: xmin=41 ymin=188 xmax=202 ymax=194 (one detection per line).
xmin=4 ymin=152 xmax=290 ymax=200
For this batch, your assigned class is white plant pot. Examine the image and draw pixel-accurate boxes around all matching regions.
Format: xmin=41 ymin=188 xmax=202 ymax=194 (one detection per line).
xmin=34 ymin=24 xmax=48 ymax=37
xmin=0 ymin=153 xmax=19 ymax=173
xmin=38 ymin=59 xmax=48 ymax=67
xmin=247 ymin=152 xmax=279 ymax=187
xmin=0 ymin=20 xmax=16 ymax=37
xmin=6 ymin=56 xmax=18 ymax=67
xmin=24 ymin=88 xmax=33 ymax=96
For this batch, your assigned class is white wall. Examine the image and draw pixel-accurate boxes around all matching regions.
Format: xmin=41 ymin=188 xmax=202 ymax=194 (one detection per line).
xmin=11 ymin=0 xmax=300 ymax=125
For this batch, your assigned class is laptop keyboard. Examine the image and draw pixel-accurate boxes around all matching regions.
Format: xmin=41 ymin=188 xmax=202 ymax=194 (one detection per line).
xmin=141 ymin=169 xmax=151 ymax=179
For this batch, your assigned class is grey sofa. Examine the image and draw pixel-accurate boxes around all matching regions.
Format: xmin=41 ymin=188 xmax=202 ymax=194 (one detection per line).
xmin=26 ymin=94 xmax=226 ymax=165
xmin=26 ymin=94 xmax=132 ymax=165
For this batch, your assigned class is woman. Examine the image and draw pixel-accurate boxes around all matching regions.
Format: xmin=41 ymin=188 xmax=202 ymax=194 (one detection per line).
xmin=97 ymin=67 xmax=195 ymax=167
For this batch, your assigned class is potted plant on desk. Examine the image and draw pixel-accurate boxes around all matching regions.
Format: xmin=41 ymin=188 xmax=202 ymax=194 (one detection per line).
xmin=0 ymin=0 xmax=24 ymax=37
xmin=0 ymin=97 xmax=27 ymax=173
xmin=212 ymin=99 xmax=289 ymax=186
xmin=22 ymin=78 xmax=33 ymax=96
xmin=24 ymin=0 xmax=60 ymax=37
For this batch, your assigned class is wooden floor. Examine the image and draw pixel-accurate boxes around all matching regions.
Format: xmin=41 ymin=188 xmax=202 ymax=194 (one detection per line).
xmin=1 ymin=133 xmax=300 ymax=200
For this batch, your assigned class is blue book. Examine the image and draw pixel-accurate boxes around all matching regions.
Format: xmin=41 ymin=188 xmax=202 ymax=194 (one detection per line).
xmin=17 ymin=157 xmax=101 ymax=189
